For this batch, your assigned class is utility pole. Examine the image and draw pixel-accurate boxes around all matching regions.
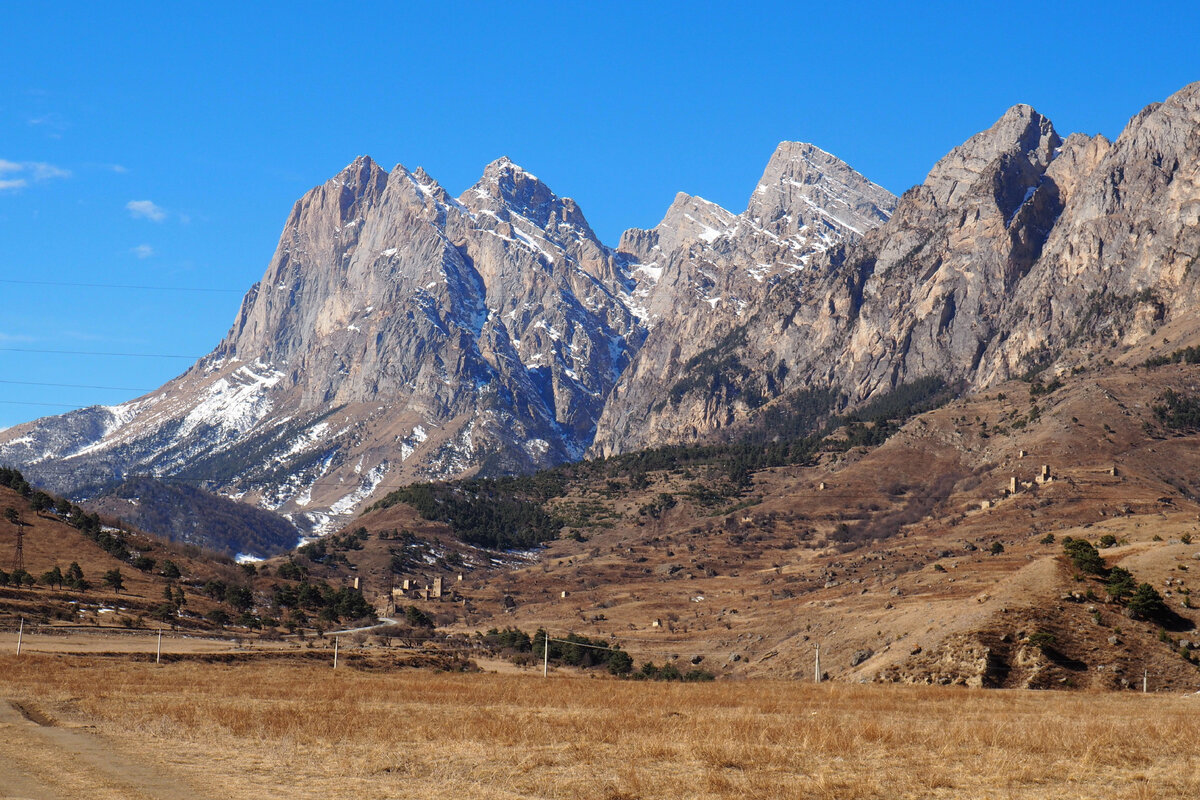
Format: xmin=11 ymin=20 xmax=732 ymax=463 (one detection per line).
xmin=1143 ymin=669 xmax=1148 ymax=694
xmin=16 ymin=617 xmax=23 ymax=656
xmin=814 ymin=643 xmax=821 ymax=683
xmin=333 ymin=636 xmax=339 ymax=669
xmin=543 ymin=633 xmax=549 ymax=678
xmin=156 ymin=626 xmax=162 ymax=665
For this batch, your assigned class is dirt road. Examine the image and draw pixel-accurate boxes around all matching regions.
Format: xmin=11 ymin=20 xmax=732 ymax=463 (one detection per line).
xmin=0 ymin=699 xmax=213 ymax=800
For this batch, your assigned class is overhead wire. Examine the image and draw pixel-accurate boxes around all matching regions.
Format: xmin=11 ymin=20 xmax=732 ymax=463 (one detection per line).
xmin=0 ymin=379 xmax=152 ymax=391
xmin=0 ymin=278 xmax=244 ymax=293
xmin=0 ymin=347 xmax=200 ymax=358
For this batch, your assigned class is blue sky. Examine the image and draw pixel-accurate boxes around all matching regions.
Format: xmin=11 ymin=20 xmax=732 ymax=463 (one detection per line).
xmin=2 ymin=0 xmax=1198 ymax=429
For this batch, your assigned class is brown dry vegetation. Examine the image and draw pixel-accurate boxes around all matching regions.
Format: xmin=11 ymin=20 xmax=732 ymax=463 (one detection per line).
xmin=2 ymin=655 xmax=1199 ymax=799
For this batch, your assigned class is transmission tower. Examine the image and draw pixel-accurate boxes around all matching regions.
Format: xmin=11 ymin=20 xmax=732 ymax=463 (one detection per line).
xmin=11 ymin=521 xmax=24 ymax=573
xmin=6 ymin=509 xmax=25 ymax=573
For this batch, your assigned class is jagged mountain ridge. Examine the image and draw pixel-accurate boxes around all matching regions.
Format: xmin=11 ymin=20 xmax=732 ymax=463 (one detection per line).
xmin=0 ymin=142 xmax=890 ymax=533
xmin=593 ymin=142 xmax=897 ymax=452
xmin=4 ymin=81 xmax=1197 ymax=535
xmin=593 ymin=82 xmax=1200 ymax=454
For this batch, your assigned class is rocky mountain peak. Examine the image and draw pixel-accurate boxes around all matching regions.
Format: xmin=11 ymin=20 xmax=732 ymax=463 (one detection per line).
xmin=461 ymin=157 xmax=601 ymax=248
xmin=390 ymin=163 xmax=459 ymax=211
xmin=17 ymin=84 xmax=1200 ymax=542
xmin=745 ymin=140 xmax=896 ymax=242
xmin=922 ymin=105 xmax=1060 ymax=210
xmin=328 ymin=155 xmax=389 ymax=197
xmin=617 ymin=192 xmax=737 ymax=265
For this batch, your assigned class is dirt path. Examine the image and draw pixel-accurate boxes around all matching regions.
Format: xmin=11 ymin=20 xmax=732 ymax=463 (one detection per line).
xmin=0 ymin=699 xmax=213 ymax=800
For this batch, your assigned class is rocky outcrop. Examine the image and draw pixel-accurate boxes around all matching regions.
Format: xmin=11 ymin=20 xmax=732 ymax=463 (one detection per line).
xmin=0 ymin=156 xmax=644 ymax=532
xmin=601 ymin=82 xmax=1200 ymax=454
xmin=590 ymin=143 xmax=896 ymax=454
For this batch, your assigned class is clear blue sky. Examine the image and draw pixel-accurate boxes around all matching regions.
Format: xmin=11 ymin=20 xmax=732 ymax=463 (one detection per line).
xmin=2 ymin=0 xmax=1197 ymax=429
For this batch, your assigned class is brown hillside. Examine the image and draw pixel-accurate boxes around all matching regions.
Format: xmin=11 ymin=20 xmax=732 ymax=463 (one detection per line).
xmin=334 ymin=353 xmax=1200 ymax=688
xmin=0 ymin=486 xmax=271 ymax=631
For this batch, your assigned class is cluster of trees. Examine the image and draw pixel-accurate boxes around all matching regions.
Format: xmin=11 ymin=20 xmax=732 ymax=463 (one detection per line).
xmin=838 ymin=377 xmax=952 ymax=425
xmin=1028 ymin=376 xmax=1065 ymax=396
xmin=271 ymin=580 xmax=375 ymax=625
xmin=3 ymin=467 xmax=158 ymax=574
xmin=1144 ymin=345 xmax=1200 ymax=368
xmin=0 ymin=567 xmax=33 ymax=587
xmin=372 ymin=482 xmax=562 ymax=550
xmin=477 ymin=627 xmax=715 ymax=679
xmin=0 ymin=556 xmax=125 ymax=596
xmin=0 ymin=467 xmax=34 ymax=498
xmin=1153 ymin=390 xmax=1200 ymax=431
xmin=480 ymin=627 xmax=634 ymax=674
xmin=633 ymin=662 xmax=715 ymax=682
xmin=1061 ymin=537 xmax=1169 ymax=621
xmin=297 ymin=526 xmax=368 ymax=565
xmin=530 ymin=630 xmax=634 ymax=674
xmin=638 ymin=493 xmax=677 ymax=519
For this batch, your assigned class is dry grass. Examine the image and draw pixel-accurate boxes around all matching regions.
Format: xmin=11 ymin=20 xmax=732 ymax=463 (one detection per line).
xmin=3 ymin=655 xmax=1199 ymax=799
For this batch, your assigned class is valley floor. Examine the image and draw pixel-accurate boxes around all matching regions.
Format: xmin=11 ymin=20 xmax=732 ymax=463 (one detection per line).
xmin=1 ymin=654 xmax=1198 ymax=799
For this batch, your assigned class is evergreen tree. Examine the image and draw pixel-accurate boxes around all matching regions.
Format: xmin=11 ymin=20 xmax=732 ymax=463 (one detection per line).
xmin=39 ymin=565 xmax=64 ymax=589
xmin=1128 ymin=583 xmax=1167 ymax=620
xmin=102 ymin=568 xmax=125 ymax=594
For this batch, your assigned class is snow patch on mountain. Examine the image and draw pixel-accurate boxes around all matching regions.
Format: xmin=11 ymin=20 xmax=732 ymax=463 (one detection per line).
xmin=329 ymin=462 xmax=389 ymax=515
xmin=177 ymin=364 xmax=283 ymax=439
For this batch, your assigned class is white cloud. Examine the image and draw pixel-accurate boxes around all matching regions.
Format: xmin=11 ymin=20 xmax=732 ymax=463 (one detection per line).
xmin=0 ymin=331 xmax=36 ymax=343
xmin=131 ymin=244 xmax=155 ymax=259
xmin=0 ymin=159 xmax=71 ymax=191
xmin=126 ymin=199 xmax=167 ymax=222
xmin=30 ymin=162 xmax=71 ymax=180
xmin=27 ymin=113 xmax=67 ymax=130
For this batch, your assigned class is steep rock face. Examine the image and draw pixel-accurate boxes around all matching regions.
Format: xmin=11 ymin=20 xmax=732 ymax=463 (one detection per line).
xmin=977 ymin=83 xmax=1200 ymax=380
xmin=622 ymin=82 xmax=1200 ymax=452
xmin=0 ymin=156 xmax=642 ymax=532
xmin=820 ymin=103 xmax=1064 ymax=395
xmin=590 ymin=143 xmax=897 ymax=454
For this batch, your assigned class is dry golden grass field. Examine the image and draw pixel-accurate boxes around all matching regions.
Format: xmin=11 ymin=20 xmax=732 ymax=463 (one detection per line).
xmin=2 ymin=654 xmax=1199 ymax=800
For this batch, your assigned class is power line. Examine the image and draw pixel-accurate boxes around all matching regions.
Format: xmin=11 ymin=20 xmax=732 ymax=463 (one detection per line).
xmin=0 ymin=278 xmax=244 ymax=294
xmin=0 ymin=379 xmax=150 ymax=391
xmin=0 ymin=347 xmax=200 ymax=359
xmin=0 ymin=400 xmax=97 ymax=408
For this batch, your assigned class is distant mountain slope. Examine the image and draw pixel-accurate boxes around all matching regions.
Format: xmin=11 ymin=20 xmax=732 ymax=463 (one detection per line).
xmin=87 ymin=476 xmax=302 ymax=558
